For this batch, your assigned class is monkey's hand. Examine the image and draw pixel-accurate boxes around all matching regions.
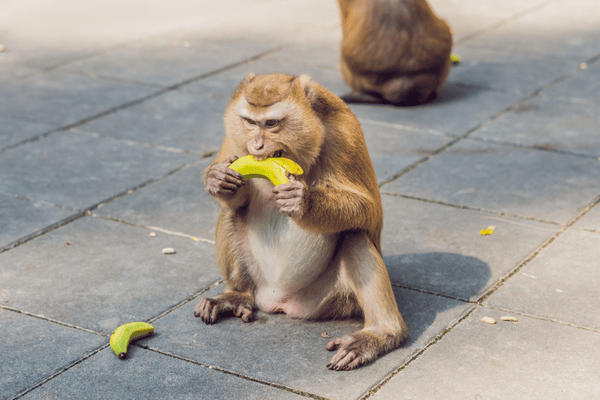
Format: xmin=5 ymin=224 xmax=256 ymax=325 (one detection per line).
xmin=273 ymin=175 xmax=308 ymax=219
xmin=205 ymin=155 xmax=246 ymax=199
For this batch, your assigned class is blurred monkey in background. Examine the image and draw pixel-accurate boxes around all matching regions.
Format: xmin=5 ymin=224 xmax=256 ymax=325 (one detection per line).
xmin=337 ymin=0 xmax=453 ymax=105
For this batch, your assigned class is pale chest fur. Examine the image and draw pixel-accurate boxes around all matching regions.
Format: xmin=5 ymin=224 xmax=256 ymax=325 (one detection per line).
xmin=241 ymin=180 xmax=339 ymax=316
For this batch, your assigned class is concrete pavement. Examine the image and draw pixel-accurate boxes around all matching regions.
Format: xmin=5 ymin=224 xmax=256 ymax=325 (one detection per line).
xmin=1 ymin=0 xmax=599 ymax=399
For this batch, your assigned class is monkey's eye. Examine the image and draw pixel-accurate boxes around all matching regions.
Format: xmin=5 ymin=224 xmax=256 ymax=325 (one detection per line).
xmin=264 ymin=119 xmax=280 ymax=127
xmin=242 ymin=117 xmax=257 ymax=126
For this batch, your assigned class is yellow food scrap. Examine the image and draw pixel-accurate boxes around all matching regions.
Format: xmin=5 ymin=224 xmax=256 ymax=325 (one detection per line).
xmin=481 ymin=317 xmax=497 ymax=324
xmin=450 ymin=53 xmax=461 ymax=64
xmin=480 ymin=225 xmax=496 ymax=236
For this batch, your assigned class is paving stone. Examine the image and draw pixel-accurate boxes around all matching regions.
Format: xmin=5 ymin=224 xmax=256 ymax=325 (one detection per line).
xmin=473 ymin=96 xmax=600 ymax=158
xmin=371 ymin=307 xmax=600 ymax=400
xmin=0 ymin=63 xmax=43 ymax=86
xmin=95 ymin=160 xmax=221 ymax=243
xmin=348 ymin=85 xmax=520 ymax=137
xmin=447 ymin=45 xmax=578 ymax=96
xmin=0 ymin=216 xmax=220 ymax=335
xmin=574 ymin=204 xmax=600 ymax=232
xmin=20 ymin=346 xmax=302 ymax=400
xmin=59 ymin=32 xmax=283 ymax=87
xmin=0 ymin=130 xmax=196 ymax=210
xmin=541 ymin=60 xmax=600 ymax=106
xmin=485 ymin=229 xmax=600 ymax=330
xmin=75 ymin=90 xmax=228 ymax=155
xmin=464 ymin=0 xmax=600 ymax=59
xmin=148 ymin=285 xmax=472 ymax=400
xmin=429 ymin=0 xmax=548 ymax=42
xmin=0 ymin=309 xmax=106 ymax=400
xmin=380 ymin=195 xmax=557 ymax=300
xmin=0 ymin=116 xmax=54 ymax=151
xmin=382 ymin=139 xmax=600 ymax=224
xmin=184 ymin=53 xmax=348 ymax=99
xmin=361 ymin=122 xmax=453 ymax=184
xmin=0 ymin=70 xmax=157 ymax=126
xmin=0 ymin=194 xmax=75 ymax=250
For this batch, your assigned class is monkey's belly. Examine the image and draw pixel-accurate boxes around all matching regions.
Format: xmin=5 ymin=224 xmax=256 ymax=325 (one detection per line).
xmin=244 ymin=213 xmax=339 ymax=318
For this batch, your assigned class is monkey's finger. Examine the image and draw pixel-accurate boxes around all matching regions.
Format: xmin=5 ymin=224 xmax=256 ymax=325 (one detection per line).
xmin=226 ymin=155 xmax=240 ymax=164
xmin=326 ymin=337 xmax=343 ymax=351
xmin=274 ymin=189 xmax=302 ymax=200
xmin=240 ymin=308 xmax=254 ymax=323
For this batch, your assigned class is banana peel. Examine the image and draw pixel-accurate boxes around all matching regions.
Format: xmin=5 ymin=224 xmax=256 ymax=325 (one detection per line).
xmin=229 ymin=155 xmax=303 ymax=186
xmin=110 ymin=322 xmax=154 ymax=359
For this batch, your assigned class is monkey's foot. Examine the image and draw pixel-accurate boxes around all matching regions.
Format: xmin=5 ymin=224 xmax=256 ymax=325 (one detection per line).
xmin=325 ymin=330 xmax=390 ymax=371
xmin=194 ymin=292 xmax=254 ymax=324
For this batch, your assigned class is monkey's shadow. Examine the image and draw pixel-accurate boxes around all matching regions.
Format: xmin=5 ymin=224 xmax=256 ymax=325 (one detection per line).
xmin=340 ymin=82 xmax=482 ymax=107
xmin=383 ymin=252 xmax=491 ymax=347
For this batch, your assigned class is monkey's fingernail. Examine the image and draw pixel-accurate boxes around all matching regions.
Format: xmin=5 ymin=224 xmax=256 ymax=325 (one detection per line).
xmin=326 ymin=363 xmax=331 ymax=368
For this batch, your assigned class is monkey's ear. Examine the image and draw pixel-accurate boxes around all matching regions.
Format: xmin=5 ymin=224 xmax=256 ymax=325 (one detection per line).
xmin=242 ymin=73 xmax=256 ymax=85
xmin=297 ymin=74 xmax=318 ymax=104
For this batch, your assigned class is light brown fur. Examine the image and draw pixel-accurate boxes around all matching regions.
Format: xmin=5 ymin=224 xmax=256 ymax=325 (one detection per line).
xmin=195 ymin=73 xmax=408 ymax=370
xmin=338 ymin=0 xmax=453 ymax=104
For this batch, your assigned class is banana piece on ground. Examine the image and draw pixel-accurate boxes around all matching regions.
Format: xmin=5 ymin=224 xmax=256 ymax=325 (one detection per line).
xmin=229 ymin=155 xmax=303 ymax=186
xmin=110 ymin=322 xmax=154 ymax=359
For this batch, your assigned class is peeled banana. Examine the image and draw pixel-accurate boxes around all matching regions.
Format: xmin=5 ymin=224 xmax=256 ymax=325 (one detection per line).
xmin=110 ymin=322 xmax=154 ymax=359
xmin=229 ymin=155 xmax=303 ymax=186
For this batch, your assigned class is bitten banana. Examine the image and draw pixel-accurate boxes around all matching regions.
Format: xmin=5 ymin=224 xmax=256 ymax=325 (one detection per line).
xmin=110 ymin=322 xmax=154 ymax=360
xmin=229 ymin=155 xmax=303 ymax=186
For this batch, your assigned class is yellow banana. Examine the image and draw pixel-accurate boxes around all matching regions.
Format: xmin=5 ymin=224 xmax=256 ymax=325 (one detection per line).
xmin=110 ymin=322 xmax=154 ymax=359
xmin=229 ymin=155 xmax=303 ymax=186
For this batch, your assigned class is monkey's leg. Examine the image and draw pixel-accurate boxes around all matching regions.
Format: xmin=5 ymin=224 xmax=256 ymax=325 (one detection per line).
xmin=325 ymin=232 xmax=408 ymax=370
xmin=194 ymin=212 xmax=255 ymax=325
xmin=194 ymin=291 xmax=254 ymax=324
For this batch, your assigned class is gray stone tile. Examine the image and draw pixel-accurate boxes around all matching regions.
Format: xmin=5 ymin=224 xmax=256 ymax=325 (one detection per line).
xmin=21 ymin=347 xmax=303 ymax=400
xmin=0 ymin=194 xmax=75 ymax=250
xmin=541 ymin=60 xmax=600 ymax=106
xmin=269 ymin=43 xmax=341 ymax=71
xmin=59 ymin=33 xmax=282 ymax=87
xmin=0 ymin=70 xmax=157 ymax=126
xmin=473 ymin=97 xmax=600 ymax=158
xmin=371 ymin=307 xmax=600 ymax=400
xmin=96 ymin=160 xmax=221 ymax=243
xmin=382 ymin=139 xmax=600 ymax=224
xmin=448 ymin=45 xmax=578 ymax=96
xmin=348 ymin=85 xmax=520 ymax=137
xmin=0 ymin=309 xmax=106 ymax=400
xmin=148 ymin=285 xmax=472 ymax=400
xmin=184 ymin=53 xmax=348 ymax=99
xmin=0 ymin=216 xmax=220 ymax=334
xmin=0 ymin=116 xmax=54 ymax=151
xmin=381 ymin=195 xmax=558 ymax=300
xmin=485 ymin=228 xmax=600 ymax=330
xmin=361 ymin=122 xmax=453 ymax=184
xmin=0 ymin=63 xmax=43 ymax=86
xmin=75 ymin=90 xmax=228 ymax=155
xmin=463 ymin=0 xmax=600 ymax=59
xmin=429 ymin=0 xmax=548 ymax=42
xmin=0 ymin=130 xmax=196 ymax=210
xmin=574 ymin=204 xmax=600 ymax=232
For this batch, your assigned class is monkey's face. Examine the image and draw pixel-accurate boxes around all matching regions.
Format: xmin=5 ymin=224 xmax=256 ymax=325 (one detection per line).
xmin=225 ymin=73 xmax=326 ymax=173
xmin=238 ymin=102 xmax=289 ymax=161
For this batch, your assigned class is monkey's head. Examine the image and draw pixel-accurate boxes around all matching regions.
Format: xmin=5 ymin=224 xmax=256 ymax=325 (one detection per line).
xmin=224 ymin=73 xmax=326 ymax=174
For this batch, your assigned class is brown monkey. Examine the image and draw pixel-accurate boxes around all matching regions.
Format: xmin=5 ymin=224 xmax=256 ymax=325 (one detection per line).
xmin=195 ymin=73 xmax=408 ymax=370
xmin=337 ymin=0 xmax=453 ymax=105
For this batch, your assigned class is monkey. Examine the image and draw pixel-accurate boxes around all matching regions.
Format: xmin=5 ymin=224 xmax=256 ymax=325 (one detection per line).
xmin=194 ymin=73 xmax=408 ymax=370
xmin=337 ymin=0 xmax=453 ymax=105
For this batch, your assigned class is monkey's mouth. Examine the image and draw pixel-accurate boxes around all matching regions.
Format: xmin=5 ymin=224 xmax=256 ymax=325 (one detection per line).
xmin=254 ymin=150 xmax=284 ymax=161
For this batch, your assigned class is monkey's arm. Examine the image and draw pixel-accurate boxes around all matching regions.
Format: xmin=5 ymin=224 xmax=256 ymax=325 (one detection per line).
xmin=274 ymin=177 xmax=382 ymax=239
